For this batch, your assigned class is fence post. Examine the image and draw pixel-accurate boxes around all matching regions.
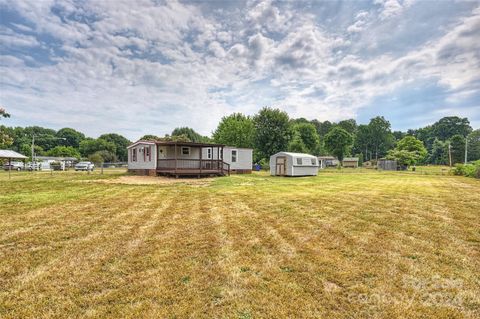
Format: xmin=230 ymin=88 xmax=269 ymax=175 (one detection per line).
xmin=101 ymin=163 xmax=104 ymax=175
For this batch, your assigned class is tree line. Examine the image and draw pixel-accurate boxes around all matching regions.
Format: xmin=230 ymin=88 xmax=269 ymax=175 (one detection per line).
xmin=1 ymin=106 xmax=479 ymax=165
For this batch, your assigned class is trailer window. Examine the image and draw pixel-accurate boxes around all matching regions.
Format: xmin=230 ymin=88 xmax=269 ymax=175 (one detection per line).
xmin=132 ymin=148 xmax=137 ymax=162
xmin=311 ymin=158 xmax=316 ymax=165
xmin=231 ymin=150 xmax=237 ymax=163
xmin=296 ymin=158 xmax=302 ymax=165
xmin=181 ymin=147 xmax=190 ymax=155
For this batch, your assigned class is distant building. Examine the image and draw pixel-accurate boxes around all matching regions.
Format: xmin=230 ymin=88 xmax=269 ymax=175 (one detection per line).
xmin=342 ymin=157 xmax=359 ymax=168
xmin=35 ymin=156 xmax=78 ymax=170
xmin=318 ymin=156 xmax=339 ymax=169
xmin=377 ymin=159 xmax=397 ymax=171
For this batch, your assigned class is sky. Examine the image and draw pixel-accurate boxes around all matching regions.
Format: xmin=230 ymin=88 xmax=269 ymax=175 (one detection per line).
xmin=1 ymin=0 xmax=479 ymax=140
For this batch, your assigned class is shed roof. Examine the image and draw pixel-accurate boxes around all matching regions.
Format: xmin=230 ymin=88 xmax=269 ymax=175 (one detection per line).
xmin=0 ymin=150 xmax=28 ymax=159
xmin=36 ymin=156 xmax=78 ymax=161
xmin=343 ymin=157 xmax=359 ymax=161
xmin=272 ymin=152 xmax=317 ymax=158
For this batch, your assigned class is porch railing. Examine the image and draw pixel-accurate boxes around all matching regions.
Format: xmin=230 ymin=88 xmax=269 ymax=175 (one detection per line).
xmin=157 ymin=159 xmax=229 ymax=175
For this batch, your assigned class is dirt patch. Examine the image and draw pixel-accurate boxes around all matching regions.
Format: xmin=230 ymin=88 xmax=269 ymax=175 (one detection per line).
xmin=90 ymin=175 xmax=213 ymax=186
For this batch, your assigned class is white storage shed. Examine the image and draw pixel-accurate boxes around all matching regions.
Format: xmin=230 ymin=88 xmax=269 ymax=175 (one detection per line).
xmin=270 ymin=152 xmax=319 ymax=176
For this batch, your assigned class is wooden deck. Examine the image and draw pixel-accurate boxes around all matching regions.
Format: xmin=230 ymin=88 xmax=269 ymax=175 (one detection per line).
xmin=156 ymin=159 xmax=230 ymax=177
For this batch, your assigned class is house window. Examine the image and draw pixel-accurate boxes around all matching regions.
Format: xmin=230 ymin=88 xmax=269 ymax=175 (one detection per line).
xmin=231 ymin=150 xmax=237 ymax=163
xmin=311 ymin=158 xmax=316 ymax=165
xmin=296 ymin=158 xmax=302 ymax=165
xmin=181 ymin=147 xmax=190 ymax=155
xmin=132 ymin=148 xmax=137 ymax=162
xmin=220 ymin=148 xmax=223 ymax=159
xmin=207 ymin=148 xmax=212 ymax=159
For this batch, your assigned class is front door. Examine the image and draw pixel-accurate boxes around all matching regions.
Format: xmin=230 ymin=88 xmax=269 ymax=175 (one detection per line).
xmin=276 ymin=156 xmax=286 ymax=176
xmin=158 ymin=146 xmax=167 ymax=159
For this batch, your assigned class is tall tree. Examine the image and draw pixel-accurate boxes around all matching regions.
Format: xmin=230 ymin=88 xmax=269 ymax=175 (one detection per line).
xmin=449 ymin=134 xmax=465 ymax=164
xmin=387 ymin=136 xmax=427 ymax=167
xmin=290 ymin=122 xmax=320 ymax=154
xmin=429 ymin=138 xmax=448 ymax=165
xmin=213 ymin=113 xmax=255 ymax=148
xmin=368 ymin=116 xmax=394 ymax=160
xmin=324 ymin=126 xmax=353 ymax=161
xmin=79 ymin=138 xmax=116 ymax=158
xmin=99 ymin=133 xmax=130 ymax=161
xmin=353 ymin=124 xmax=371 ymax=161
xmin=337 ymin=119 xmax=357 ymax=135
xmin=47 ymin=146 xmax=81 ymax=159
xmin=432 ymin=116 xmax=472 ymax=140
xmin=287 ymin=131 xmax=308 ymax=153
xmin=253 ymin=107 xmax=291 ymax=160
xmin=171 ymin=127 xmax=209 ymax=143
xmin=56 ymin=128 xmax=85 ymax=148
xmin=466 ymin=129 xmax=480 ymax=161
xmin=0 ymin=108 xmax=13 ymax=148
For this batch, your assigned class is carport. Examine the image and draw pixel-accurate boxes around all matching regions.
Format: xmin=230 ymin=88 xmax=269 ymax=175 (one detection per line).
xmin=0 ymin=150 xmax=28 ymax=179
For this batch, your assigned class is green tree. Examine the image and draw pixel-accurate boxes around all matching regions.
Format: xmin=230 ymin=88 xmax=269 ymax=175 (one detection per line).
xmin=47 ymin=146 xmax=81 ymax=158
xmin=287 ymin=131 xmax=308 ymax=153
xmin=432 ymin=116 xmax=472 ymax=140
xmin=387 ymin=136 xmax=427 ymax=166
xmin=56 ymin=128 xmax=85 ymax=148
xmin=449 ymin=134 xmax=465 ymax=164
xmin=253 ymin=107 xmax=291 ymax=160
xmin=467 ymin=129 xmax=480 ymax=161
xmin=429 ymin=139 xmax=448 ymax=165
xmin=89 ymin=150 xmax=116 ymax=163
xmin=353 ymin=124 xmax=372 ymax=161
xmin=99 ymin=133 xmax=130 ymax=161
xmin=171 ymin=127 xmax=209 ymax=143
xmin=289 ymin=122 xmax=320 ymax=154
xmin=0 ymin=108 xmax=13 ymax=148
xmin=324 ymin=127 xmax=353 ymax=161
xmin=79 ymin=138 xmax=116 ymax=157
xmin=213 ymin=113 xmax=255 ymax=148
xmin=139 ymin=134 xmax=160 ymax=141
xmin=368 ymin=116 xmax=394 ymax=160
xmin=337 ymin=119 xmax=357 ymax=135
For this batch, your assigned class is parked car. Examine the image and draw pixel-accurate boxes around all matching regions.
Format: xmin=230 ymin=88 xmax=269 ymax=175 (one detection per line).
xmin=3 ymin=161 xmax=25 ymax=171
xmin=75 ymin=161 xmax=94 ymax=171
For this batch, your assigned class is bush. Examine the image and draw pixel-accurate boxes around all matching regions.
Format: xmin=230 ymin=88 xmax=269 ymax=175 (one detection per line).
xmin=258 ymin=158 xmax=270 ymax=171
xmin=453 ymin=160 xmax=480 ymax=178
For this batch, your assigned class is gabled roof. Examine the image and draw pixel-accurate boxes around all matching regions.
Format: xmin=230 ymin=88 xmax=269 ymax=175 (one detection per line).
xmin=272 ymin=152 xmax=317 ymax=158
xmin=0 ymin=150 xmax=28 ymax=159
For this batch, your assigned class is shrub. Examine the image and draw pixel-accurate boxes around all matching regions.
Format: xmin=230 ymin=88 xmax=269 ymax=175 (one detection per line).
xmin=453 ymin=160 xmax=480 ymax=178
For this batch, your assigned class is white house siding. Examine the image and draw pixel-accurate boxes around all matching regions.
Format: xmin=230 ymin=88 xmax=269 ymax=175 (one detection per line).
xmin=201 ymin=147 xmax=253 ymax=172
xmin=224 ymin=147 xmax=252 ymax=172
xmin=127 ymin=142 xmax=157 ymax=170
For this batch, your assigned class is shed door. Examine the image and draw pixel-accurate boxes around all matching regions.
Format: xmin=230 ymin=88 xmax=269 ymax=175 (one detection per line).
xmin=276 ymin=156 xmax=286 ymax=176
xmin=158 ymin=146 xmax=167 ymax=159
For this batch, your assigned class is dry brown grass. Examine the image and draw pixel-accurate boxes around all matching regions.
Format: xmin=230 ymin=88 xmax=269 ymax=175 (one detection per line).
xmin=0 ymin=170 xmax=479 ymax=318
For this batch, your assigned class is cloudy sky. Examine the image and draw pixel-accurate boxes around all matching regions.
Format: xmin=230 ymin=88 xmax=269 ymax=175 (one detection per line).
xmin=1 ymin=0 xmax=479 ymax=139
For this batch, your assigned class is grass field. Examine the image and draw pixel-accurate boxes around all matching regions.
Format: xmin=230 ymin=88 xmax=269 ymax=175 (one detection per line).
xmin=1 ymin=169 xmax=479 ymax=318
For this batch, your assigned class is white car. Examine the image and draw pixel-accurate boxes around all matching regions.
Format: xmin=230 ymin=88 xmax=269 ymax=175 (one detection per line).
xmin=75 ymin=162 xmax=95 ymax=171
xmin=3 ymin=161 xmax=25 ymax=171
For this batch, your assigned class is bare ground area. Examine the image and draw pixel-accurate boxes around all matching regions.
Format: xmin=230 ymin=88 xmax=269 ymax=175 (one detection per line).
xmin=0 ymin=170 xmax=479 ymax=318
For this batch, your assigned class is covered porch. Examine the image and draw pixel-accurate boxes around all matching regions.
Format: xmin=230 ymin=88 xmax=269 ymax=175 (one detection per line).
xmin=156 ymin=141 xmax=230 ymax=177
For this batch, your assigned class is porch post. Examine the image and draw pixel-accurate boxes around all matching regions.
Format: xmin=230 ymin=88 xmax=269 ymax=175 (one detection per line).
xmin=174 ymin=143 xmax=177 ymax=174
xmin=199 ymin=146 xmax=202 ymax=174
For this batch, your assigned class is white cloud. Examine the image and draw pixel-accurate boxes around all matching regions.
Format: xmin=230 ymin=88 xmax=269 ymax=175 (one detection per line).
xmin=0 ymin=0 xmax=478 ymax=138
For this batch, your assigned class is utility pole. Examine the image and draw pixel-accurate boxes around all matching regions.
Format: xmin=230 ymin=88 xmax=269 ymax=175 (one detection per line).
xmin=31 ymin=134 xmax=35 ymax=171
xmin=464 ymin=137 xmax=468 ymax=164
xmin=448 ymin=143 xmax=452 ymax=167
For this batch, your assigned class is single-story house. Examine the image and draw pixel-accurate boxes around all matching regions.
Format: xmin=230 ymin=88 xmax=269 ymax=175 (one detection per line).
xmin=318 ymin=156 xmax=339 ymax=169
xmin=342 ymin=157 xmax=359 ymax=168
xmin=270 ymin=152 xmax=319 ymax=176
xmin=127 ymin=140 xmax=252 ymax=177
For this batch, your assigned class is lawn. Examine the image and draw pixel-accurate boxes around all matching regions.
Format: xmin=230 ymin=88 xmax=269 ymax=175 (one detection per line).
xmin=0 ymin=170 xmax=479 ymax=318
